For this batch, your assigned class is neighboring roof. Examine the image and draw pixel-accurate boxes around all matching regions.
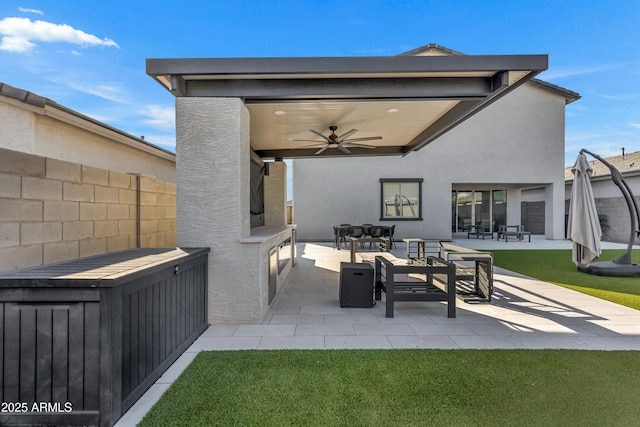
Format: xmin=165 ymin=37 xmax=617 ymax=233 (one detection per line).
xmin=400 ymin=44 xmax=580 ymax=105
xmin=0 ymin=82 xmax=175 ymax=161
xmin=565 ymin=150 xmax=640 ymax=181
xmin=147 ymin=48 xmax=548 ymax=159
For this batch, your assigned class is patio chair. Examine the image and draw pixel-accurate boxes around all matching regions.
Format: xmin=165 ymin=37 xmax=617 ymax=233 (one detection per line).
xmin=348 ymin=225 xmax=365 ymax=249
xmin=383 ymin=225 xmax=397 ymax=248
xmin=368 ymin=225 xmax=385 ymax=249
xmin=333 ymin=226 xmax=350 ymax=249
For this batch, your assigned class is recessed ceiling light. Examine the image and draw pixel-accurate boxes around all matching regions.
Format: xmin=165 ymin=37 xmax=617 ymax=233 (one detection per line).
xmin=274 ymin=110 xmax=286 ymax=115
xmin=387 ymin=108 xmax=399 ymax=113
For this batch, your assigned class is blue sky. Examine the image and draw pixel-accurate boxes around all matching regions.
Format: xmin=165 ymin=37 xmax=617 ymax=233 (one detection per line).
xmin=1 ymin=0 xmax=639 ymax=167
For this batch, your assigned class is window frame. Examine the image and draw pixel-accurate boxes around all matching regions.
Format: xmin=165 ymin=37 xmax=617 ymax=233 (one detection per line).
xmin=379 ymin=178 xmax=423 ymax=221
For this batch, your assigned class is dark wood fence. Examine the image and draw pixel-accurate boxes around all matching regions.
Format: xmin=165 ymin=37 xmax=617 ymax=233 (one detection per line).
xmin=0 ymin=247 xmax=209 ymax=427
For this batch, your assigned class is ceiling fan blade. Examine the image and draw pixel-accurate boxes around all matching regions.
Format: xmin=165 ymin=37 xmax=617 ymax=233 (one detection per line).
xmin=336 ymin=129 xmax=358 ymax=141
xmin=310 ymin=130 xmax=331 ymax=142
xmin=337 ymin=144 xmax=351 ymax=154
xmin=287 ymin=139 xmax=327 ymax=143
xmin=343 ymin=136 xmax=383 ymax=143
xmin=299 ymin=143 xmax=327 ymax=149
xmin=343 ymin=142 xmax=376 ymax=149
xmin=314 ymin=145 xmax=331 ymax=155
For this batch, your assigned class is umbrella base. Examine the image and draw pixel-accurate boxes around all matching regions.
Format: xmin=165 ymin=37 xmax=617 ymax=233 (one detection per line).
xmin=578 ymin=260 xmax=640 ymax=277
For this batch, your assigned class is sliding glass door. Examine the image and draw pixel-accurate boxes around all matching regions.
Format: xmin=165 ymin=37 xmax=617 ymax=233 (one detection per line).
xmin=451 ymin=189 xmax=507 ymax=232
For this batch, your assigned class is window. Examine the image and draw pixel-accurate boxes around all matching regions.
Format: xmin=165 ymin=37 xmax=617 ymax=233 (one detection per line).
xmin=380 ymin=179 xmax=423 ymax=220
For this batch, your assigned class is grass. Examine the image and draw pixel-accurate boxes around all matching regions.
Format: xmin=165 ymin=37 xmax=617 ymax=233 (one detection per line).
xmin=139 ymin=349 xmax=640 ymax=427
xmin=490 ymin=249 xmax=640 ymax=310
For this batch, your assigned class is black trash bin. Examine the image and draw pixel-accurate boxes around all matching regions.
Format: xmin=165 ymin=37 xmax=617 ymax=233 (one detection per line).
xmin=339 ymin=262 xmax=375 ymax=307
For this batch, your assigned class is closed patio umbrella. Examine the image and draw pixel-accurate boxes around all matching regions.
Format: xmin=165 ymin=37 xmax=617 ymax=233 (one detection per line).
xmin=567 ymin=153 xmax=602 ymax=266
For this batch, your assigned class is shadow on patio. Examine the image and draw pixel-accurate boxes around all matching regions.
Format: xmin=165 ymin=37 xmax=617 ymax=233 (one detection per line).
xmin=194 ymin=242 xmax=640 ymax=351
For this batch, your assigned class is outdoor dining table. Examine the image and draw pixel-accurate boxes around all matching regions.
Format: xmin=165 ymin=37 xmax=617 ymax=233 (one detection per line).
xmin=332 ymin=224 xmax=395 ymax=250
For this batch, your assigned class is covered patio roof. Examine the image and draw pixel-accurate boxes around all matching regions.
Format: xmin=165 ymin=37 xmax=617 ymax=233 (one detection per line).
xmin=147 ymin=52 xmax=547 ymax=159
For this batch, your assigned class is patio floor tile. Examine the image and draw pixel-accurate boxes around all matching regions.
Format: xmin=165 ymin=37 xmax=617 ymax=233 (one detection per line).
xmin=295 ymin=324 xmax=356 ymax=336
xmin=234 ymin=324 xmax=296 ymax=336
xmin=189 ymin=336 xmax=260 ymax=351
xmin=354 ymin=323 xmax=416 ymax=336
xmin=324 ymin=314 xmax=381 ymax=324
xmin=269 ymin=314 xmax=325 ymax=324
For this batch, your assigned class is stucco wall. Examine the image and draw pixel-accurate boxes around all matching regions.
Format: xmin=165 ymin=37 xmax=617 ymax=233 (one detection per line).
xmin=293 ymin=83 xmax=567 ymax=241
xmin=0 ymin=147 xmax=176 ymax=272
xmin=0 ymin=100 xmax=176 ymax=182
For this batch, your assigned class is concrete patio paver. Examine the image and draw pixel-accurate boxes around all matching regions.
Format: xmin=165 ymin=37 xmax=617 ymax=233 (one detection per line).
xmin=115 ymin=236 xmax=640 ymax=426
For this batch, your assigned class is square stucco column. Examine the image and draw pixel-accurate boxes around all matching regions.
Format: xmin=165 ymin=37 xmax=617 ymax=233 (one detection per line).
xmin=176 ymin=97 xmax=265 ymax=323
xmin=264 ymin=161 xmax=287 ymax=227
xmin=506 ymin=189 xmax=522 ymax=227
xmin=545 ymin=183 xmax=565 ymax=239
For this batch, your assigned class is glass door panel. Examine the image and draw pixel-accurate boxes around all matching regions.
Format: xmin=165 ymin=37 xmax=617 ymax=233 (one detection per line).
xmin=492 ymin=190 xmax=507 ymax=232
xmin=456 ymin=191 xmax=473 ymax=231
xmin=474 ymin=191 xmax=491 ymax=231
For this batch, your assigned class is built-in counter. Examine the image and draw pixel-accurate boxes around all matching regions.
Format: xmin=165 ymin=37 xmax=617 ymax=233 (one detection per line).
xmin=241 ymin=224 xmax=296 ymax=308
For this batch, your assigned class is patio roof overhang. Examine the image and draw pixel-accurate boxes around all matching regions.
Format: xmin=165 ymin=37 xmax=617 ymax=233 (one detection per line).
xmin=146 ymin=54 xmax=547 ymax=159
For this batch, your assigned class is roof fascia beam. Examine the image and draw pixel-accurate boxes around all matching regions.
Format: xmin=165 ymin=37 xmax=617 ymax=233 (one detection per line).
xmin=179 ymin=77 xmax=494 ymax=99
xmin=146 ymin=55 xmax=548 ymax=77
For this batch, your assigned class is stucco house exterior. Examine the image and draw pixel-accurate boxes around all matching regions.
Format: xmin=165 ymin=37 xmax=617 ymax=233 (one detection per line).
xmin=0 ymin=82 xmax=177 ymax=272
xmin=292 ymin=45 xmax=580 ymax=242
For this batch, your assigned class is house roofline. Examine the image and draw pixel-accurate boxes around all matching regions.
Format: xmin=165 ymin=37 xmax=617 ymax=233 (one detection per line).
xmin=0 ymin=82 xmax=175 ymax=162
xmin=398 ymin=44 xmax=580 ymax=104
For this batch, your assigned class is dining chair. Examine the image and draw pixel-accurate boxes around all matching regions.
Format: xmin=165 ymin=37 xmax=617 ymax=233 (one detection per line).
xmin=332 ymin=226 xmax=340 ymax=249
xmin=368 ymin=225 xmax=385 ymax=249
xmin=362 ymin=223 xmax=374 ymax=237
xmin=348 ymin=225 xmax=365 ymax=249
xmin=384 ymin=225 xmax=396 ymax=248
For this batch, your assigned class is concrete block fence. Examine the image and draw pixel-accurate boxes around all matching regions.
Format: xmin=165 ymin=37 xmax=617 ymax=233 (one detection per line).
xmin=0 ymin=147 xmax=176 ymax=272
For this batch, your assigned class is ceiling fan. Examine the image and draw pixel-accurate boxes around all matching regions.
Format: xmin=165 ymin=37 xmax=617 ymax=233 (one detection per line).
xmin=291 ymin=126 xmax=382 ymax=155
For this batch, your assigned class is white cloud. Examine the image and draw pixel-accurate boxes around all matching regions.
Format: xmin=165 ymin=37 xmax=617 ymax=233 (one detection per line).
xmin=140 ymin=105 xmax=176 ymax=132
xmin=0 ymin=17 xmax=119 ymax=53
xmin=68 ymin=81 xmax=129 ymax=103
xmin=18 ymin=7 xmax=44 ymax=15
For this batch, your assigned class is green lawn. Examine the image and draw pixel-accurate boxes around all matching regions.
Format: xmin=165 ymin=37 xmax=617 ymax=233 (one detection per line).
xmin=490 ymin=249 xmax=640 ymax=310
xmin=140 ymin=349 xmax=640 ymax=427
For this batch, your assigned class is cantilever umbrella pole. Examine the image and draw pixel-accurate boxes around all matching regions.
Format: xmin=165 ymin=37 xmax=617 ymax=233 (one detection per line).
xmin=580 ymin=148 xmax=640 ymax=264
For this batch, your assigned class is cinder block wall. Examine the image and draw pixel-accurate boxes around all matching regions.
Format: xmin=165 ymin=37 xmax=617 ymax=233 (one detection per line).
xmin=521 ymin=201 xmax=545 ymax=235
xmin=0 ymin=147 xmax=176 ymax=272
xmin=595 ymin=196 xmax=640 ymax=243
